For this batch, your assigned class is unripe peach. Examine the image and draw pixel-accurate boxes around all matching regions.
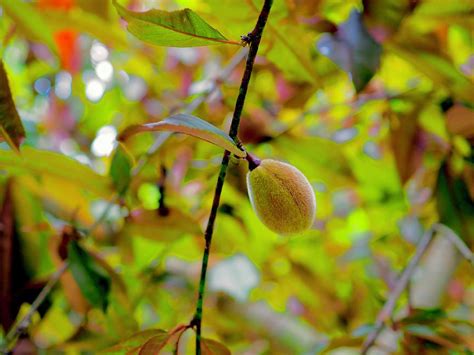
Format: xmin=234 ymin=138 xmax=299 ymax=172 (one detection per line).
xmin=246 ymin=159 xmax=316 ymax=235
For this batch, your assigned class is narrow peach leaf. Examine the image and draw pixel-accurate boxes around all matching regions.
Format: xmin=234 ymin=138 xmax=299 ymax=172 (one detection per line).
xmin=137 ymin=333 xmax=172 ymax=355
xmin=119 ymin=114 xmax=246 ymax=158
xmin=0 ymin=61 xmax=25 ymax=152
xmin=113 ymin=0 xmax=238 ymax=47
xmin=100 ymin=329 xmax=167 ymax=354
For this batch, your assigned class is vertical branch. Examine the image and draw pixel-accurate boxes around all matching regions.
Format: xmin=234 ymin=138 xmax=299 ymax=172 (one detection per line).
xmin=190 ymin=0 xmax=273 ymax=353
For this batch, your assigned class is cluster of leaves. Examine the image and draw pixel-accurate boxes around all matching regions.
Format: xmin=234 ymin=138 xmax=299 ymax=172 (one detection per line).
xmin=0 ymin=0 xmax=473 ymax=353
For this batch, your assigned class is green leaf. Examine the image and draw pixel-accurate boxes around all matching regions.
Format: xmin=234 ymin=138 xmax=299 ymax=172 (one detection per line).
xmin=0 ymin=147 xmax=112 ymax=198
xmin=213 ymin=0 xmax=320 ymax=84
xmin=67 ymin=241 xmax=111 ymax=311
xmin=100 ymin=330 xmax=167 ymax=354
xmin=0 ymin=61 xmax=25 ymax=152
xmin=110 ymin=143 xmax=134 ymax=195
xmin=317 ymin=10 xmax=382 ymax=92
xmin=118 ymin=114 xmax=246 ymax=158
xmin=201 ymin=338 xmax=231 ymax=355
xmin=0 ymin=0 xmax=57 ymax=54
xmin=400 ymin=308 xmax=446 ymax=325
xmin=113 ymin=0 xmax=238 ymax=47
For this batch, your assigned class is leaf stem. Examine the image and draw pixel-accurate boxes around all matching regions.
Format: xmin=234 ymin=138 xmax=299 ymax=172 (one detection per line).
xmin=190 ymin=1 xmax=273 ymax=353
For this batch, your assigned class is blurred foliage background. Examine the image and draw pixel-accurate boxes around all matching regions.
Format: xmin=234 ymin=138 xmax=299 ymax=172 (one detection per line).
xmin=0 ymin=0 xmax=473 ymax=354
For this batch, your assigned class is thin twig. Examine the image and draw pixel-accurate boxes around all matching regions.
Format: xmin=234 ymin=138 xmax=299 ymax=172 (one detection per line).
xmin=190 ymin=1 xmax=273 ymax=354
xmin=3 ymin=262 xmax=68 ymax=352
xmin=433 ymin=223 xmax=474 ymax=265
xmin=361 ymin=227 xmax=435 ymax=354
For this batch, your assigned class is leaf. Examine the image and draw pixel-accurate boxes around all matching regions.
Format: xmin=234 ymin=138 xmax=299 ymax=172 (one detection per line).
xmin=123 ymin=207 xmax=201 ymax=242
xmin=113 ymin=0 xmax=238 ymax=47
xmin=100 ymin=329 xmax=167 ymax=354
xmin=436 ymin=164 xmax=474 ymax=241
xmin=201 ymin=338 xmax=231 ymax=355
xmin=317 ymin=10 xmax=382 ymax=92
xmin=0 ymin=0 xmax=57 ymax=54
xmin=67 ymin=241 xmax=111 ymax=311
xmin=49 ymin=233 xmax=90 ymax=315
xmin=137 ymin=332 xmax=173 ymax=355
xmin=110 ymin=143 xmax=134 ymax=195
xmin=0 ymin=61 xmax=25 ymax=152
xmin=400 ymin=308 xmax=446 ymax=325
xmin=119 ymin=114 xmax=246 ymax=158
xmin=245 ymin=0 xmax=320 ymax=84
xmin=446 ymin=105 xmax=474 ymax=138
xmin=362 ymin=0 xmax=414 ymax=42
xmin=389 ymin=103 xmax=424 ymax=184
xmin=388 ymin=42 xmax=474 ymax=102
xmin=0 ymin=147 xmax=112 ymax=198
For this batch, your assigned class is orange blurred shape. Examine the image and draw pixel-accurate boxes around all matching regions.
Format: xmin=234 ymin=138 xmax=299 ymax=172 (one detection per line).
xmin=54 ymin=29 xmax=80 ymax=72
xmin=38 ymin=0 xmax=79 ymax=72
xmin=38 ymin=0 xmax=74 ymax=10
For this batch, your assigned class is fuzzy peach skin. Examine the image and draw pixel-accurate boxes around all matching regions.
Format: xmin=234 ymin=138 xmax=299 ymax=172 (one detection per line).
xmin=246 ymin=159 xmax=316 ymax=235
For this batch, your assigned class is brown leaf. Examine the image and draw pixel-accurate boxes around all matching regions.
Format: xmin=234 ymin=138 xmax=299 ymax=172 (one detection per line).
xmin=12 ymin=336 xmax=38 ymax=355
xmin=49 ymin=232 xmax=90 ymax=315
xmin=201 ymin=338 xmax=231 ymax=355
xmin=100 ymin=329 xmax=167 ymax=354
xmin=137 ymin=332 xmax=172 ymax=355
xmin=389 ymin=110 xmax=422 ymax=184
xmin=0 ymin=60 xmax=25 ymax=152
xmin=446 ymin=104 xmax=474 ymax=138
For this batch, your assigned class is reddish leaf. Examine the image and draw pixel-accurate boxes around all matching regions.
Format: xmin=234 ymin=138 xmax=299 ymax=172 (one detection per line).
xmin=100 ymin=329 xmax=167 ymax=354
xmin=201 ymin=338 xmax=231 ymax=355
xmin=137 ymin=333 xmax=172 ymax=355
xmin=389 ymin=110 xmax=422 ymax=184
